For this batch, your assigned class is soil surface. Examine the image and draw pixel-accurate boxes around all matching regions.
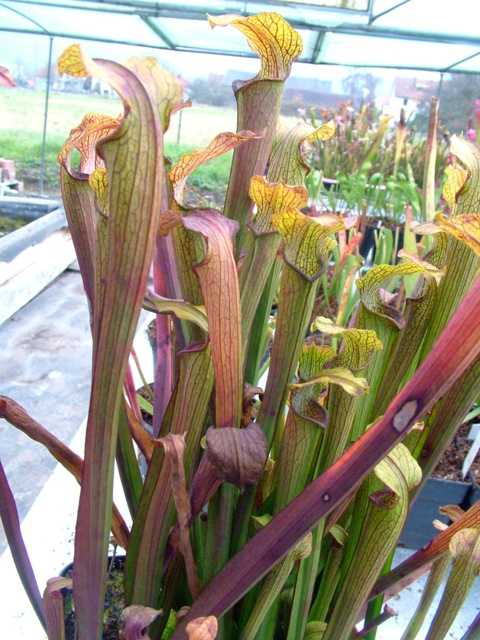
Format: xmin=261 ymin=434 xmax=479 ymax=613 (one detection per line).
xmin=433 ymin=423 xmax=480 ymax=483
xmin=63 ymin=556 xmax=125 ymax=640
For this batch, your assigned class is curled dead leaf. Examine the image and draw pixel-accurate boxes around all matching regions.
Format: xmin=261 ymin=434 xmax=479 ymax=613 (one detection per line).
xmin=119 ymin=605 xmax=161 ymax=640
xmin=206 ymin=422 xmax=267 ymax=487
xmin=242 ymin=383 xmax=263 ymax=426
xmin=158 ymin=433 xmax=200 ymax=597
xmin=186 ymin=615 xmax=218 ymax=639
xmin=439 ymin=504 xmax=466 ymax=522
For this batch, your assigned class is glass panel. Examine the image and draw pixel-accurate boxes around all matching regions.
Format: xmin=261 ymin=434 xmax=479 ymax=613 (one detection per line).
xmin=298 ymin=29 xmax=318 ymax=61
xmin=153 ymin=17 xmax=251 ymax=54
xmin=141 ymin=0 xmax=244 ymax=11
xmin=320 ymin=33 xmax=480 ymax=71
xmin=0 ymin=34 xmax=60 ymax=194
xmin=245 ymin=2 xmax=369 ymax=26
xmin=2 ymin=2 xmax=163 ymax=46
xmin=273 ymin=0 xmax=368 ymax=8
xmin=0 ymin=4 xmax=45 ymax=31
xmin=370 ymin=0 xmax=407 ymax=17
xmin=373 ymin=0 xmax=480 ymax=39
xmin=455 ymin=56 xmax=480 ymax=73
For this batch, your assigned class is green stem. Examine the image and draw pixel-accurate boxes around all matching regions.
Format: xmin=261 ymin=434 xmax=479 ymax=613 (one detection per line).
xmin=364 ymin=549 xmax=396 ymax=640
xmin=116 ymin=402 xmax=143 ymax=518
xmin=259 ymin=267 xmax=318 ymax=445
xmin=309 ymin=542 xmax=343 ymax=622
xmin=204 ymin=484 xmax=236 ymax=584
xmin=400 ymin=555 xmax=450 ymax=640
xmin=241 ymin=552 xmax=296 ymax=640
xmin=204 ymin=484 xmax=237 ymax=639
xmin=286 ymin=522 xmax=325 ymax=640
xmin=244 ymin=260 xmax=280 ymax=385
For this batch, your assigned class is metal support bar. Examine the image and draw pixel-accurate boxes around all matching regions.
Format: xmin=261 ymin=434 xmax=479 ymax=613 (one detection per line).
xmin=0 ymin=1 xmax=50 ymax=33
xmin=39 ymin=36 xmax=53 ymax=196
xmin=140 ymin=15 xmax=176 ymax=48
xmin=369 ymin=0 xmax=411 ymax=25
xmin=311 ymin=31 xmax=325 ymax=65
xmin=437 ymin=72 xmax=445 ymax=101
xmin=367 ymin=0 xmax=374 ymax=23
xmin=443 ymin=50 xmax=480 ymax=72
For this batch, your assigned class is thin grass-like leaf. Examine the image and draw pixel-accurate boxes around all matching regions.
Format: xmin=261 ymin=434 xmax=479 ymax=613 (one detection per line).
xmin=0 ymin=457 xmax=45 ymax=629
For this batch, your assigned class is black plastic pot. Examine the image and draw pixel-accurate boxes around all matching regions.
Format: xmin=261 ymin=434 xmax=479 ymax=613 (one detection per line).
xmin=358 ymin=219 xmax=409 ymax=262
xmin=60 ymin=554 xmax=126 ymax=640
xmin=400 ymin=478 xmax=480 ymax=549
xmin=322 ymin=178 xmax=339 ymax=192
xmin=358 ymin=221 xmax=379 ymax=259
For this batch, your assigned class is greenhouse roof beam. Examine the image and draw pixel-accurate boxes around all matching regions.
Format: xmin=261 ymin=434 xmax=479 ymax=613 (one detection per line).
xmin=140 ymin=15 xmax=176 ymax=48
xmin=368 ymin=0 xmax=411 ymax=25
xmin=0 ymin=0 xmax=50 ymax=33
xmin=311 ymin=30 xmax=325 ymax=64
xmin=444 ymin=50 xmax=480 ymax=73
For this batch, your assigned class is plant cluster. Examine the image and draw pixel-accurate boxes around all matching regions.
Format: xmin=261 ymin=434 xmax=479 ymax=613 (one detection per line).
xmin=2 ymin=12 xmax=480 ymax=640
xmin=305 ymin=101 xmax=448 ymax=224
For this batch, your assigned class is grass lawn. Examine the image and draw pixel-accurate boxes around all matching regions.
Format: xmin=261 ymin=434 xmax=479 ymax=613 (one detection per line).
xmin=0 ymin=88 xmax=239 ymax=195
